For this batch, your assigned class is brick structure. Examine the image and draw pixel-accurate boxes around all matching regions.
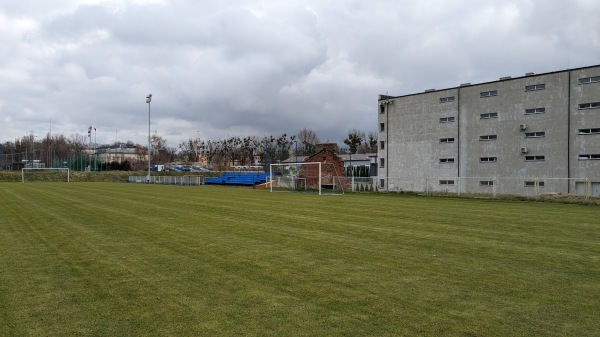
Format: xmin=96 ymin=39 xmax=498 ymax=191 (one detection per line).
xmin=300 ymin=143 xmax=350 ymax=190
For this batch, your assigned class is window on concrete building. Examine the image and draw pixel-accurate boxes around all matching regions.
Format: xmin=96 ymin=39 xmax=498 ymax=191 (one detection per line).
xmin=380 ymin=123 xmax=385 ymax=132
xmin=479 ymin=135 xmax=497 ymax=141
xmin=380 ymin=105 xmax=385 ymax=114
xmin=525 ymin=107 xmax=546 ymax=115
xmin=439 ymin=137 xmax=455 ymax=143
xmin=380 ymin=158 xmax=385 ymax=167
xmin=480 ymin=90 xmax=498 ymax=98
xmin=439 ymin=180 xmax=455 ymax=185
xmin=439 ymin=116 xmax=455 ymax=123
xmin=578 ymin=102 xmax=600 ymax=110
xmin=525 ymin=155 xmax=545 ymax=162
xmin=380 ymin=141 xmax=385 ymax=150
xmin=579 ymin=76 xmax=600 ymax=84
xmin=578 ymin=154 xmax=600 ymax=160
xmin=439 ymin=96 xmax=455 ymax=103
xmin=578 ymin=128 xmax=600 ymax=135
xmin=479 ymin=180 xmax=494 ymax=186
xmin=524 ymin=181 xmax=545 ymax=187
xmin=439 ymin=158 xmax=455 ymax=163
xmin=525 ymin=84 xmax=545 ymax=91
xmin=525 ymin=131 xmax=546 ymax=138
xmin=480 ymin=112 xmax=498 ymax=119
xmin=479 ymin=157 xmax=497 ymax=163
xmin=380 ymin=179 xmax=385 ymax=188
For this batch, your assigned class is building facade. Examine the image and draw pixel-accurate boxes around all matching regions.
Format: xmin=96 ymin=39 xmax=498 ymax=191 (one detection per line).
xmin=378 ymin=65 xmax=600 ymax=196
xmin=300 ymin=143 xmax=350 ymax=190
xmin=95 ymin=143 xmax=140 ymax=163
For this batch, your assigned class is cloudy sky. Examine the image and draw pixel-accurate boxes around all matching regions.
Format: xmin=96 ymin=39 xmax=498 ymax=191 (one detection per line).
xmin=1 ymin=0 xmax=599 ymax=149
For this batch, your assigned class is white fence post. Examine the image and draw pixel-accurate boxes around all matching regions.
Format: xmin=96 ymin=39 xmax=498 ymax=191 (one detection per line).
xmin=585 ymin=178 xmax=590 ymax=201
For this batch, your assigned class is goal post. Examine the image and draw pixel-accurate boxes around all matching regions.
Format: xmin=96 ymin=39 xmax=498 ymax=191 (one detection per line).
xmin=270 ymin=162 xmax=322 ymax=195
xmin=22 ymin=168 xmax=70 ymax=183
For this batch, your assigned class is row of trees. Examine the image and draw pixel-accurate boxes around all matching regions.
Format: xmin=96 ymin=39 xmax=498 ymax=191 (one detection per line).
xmin=0 ymin=133 xmax=88 ymax=169
xmin=179 ymin=128 xmax=323 ymax=169
xmin=0 ymin=128 xmax=377 ymax=170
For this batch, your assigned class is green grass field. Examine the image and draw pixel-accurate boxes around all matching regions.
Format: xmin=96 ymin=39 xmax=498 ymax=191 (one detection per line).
xmin=0 ymin=183 xmax=598 ymax=336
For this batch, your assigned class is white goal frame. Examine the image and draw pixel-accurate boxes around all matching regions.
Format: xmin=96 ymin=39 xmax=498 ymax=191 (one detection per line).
xmin=22 ymin=168 xmax=70 ymax=183
xmin=270 ymin=162 xmax=322 ymax=195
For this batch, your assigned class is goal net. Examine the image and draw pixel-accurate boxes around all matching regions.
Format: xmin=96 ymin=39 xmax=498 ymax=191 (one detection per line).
xmin=22 ymin=168 xmax=70 ymax=182
xmin=269 ymin=162 xmax=347 ymax=195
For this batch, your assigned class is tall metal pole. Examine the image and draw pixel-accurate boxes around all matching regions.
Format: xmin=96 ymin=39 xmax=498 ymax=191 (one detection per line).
xmin=146 ymin=94 xmax=152 ymax=182
xmin=88 ymin=126 xmax=92 ymax=171
xmin=49 ymin=119 xmax=52 ymax=168
xmin=94 ymin=128 xmax=97 ymax=171
xmin=295 ymin=140 xmax=298 ymax=163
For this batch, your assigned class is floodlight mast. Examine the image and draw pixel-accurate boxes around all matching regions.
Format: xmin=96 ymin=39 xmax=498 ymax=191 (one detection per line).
xmin=146 ymin=94 xmax=152 ymax=183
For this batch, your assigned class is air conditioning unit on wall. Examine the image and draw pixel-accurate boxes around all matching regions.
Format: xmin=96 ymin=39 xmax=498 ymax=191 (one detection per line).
xmin=520 ymin=147 xmax=529 ymax=154
xmin=519 ymin=124 xmax=528 ymax=131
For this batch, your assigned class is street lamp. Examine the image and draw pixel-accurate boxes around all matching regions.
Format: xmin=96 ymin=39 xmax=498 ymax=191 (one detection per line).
xmin=146 ymin=94 xmax=152 ymax=182
xmin=88 ymin=126 xmax=92 ymax=171
xmin=94 ymin=127 xmax=97 ymax=171
xmin=294 ymin=140 xmax=298 ymax=163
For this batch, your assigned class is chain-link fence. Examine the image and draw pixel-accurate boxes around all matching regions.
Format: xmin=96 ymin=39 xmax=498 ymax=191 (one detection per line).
xmin=381 ymin=176 xmax=600 ymax=199
xmin=127 ymin=173 xmax=600 ymax=200
xmin=129 ymin=175 xmax=205 ymax=186
xmin=348 ymin=177 xmax=378 ymax=192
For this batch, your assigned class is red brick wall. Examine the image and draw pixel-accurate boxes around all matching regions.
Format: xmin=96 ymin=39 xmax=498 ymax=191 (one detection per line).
xmin=299 ymin=149 xmax=349 ymax=189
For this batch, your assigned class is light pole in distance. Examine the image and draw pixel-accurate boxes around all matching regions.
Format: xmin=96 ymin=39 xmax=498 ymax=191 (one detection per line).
xmin=294 ymin=140 xmax=298 ymax=163
xmin=146 ymin=94 xmax=152 ymax=182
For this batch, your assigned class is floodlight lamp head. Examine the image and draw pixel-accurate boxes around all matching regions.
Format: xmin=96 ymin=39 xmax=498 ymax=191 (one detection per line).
xmin=146 ymin=94 xmax=152 ymax=103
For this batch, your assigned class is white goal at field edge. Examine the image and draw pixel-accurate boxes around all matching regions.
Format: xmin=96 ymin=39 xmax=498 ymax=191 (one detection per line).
xmin=22 ymin=168 xmax=70 ymax=183
xmin=269 ymin=162 xmax=346 ymax=195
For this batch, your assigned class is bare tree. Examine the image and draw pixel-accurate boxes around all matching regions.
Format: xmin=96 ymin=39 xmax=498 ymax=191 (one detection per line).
xmin=178 ymin=139 xmax=196 ymax=163
xmin=135 ymin=144 xmax=147 ymax=163
xmin=204 ymin=140 xmax=222 ymax=167
xmin=240 ymin=136 xmax=259 ymax=166
xmin=68 ymin=133 xmax=87 ymax=154
xmin=257 ymin=135 xmax=276 ymax=169
xmin=274 ymin=133 xmax=293 ymax=162
xmin=296 ymin=128 xmax=320 ymax=156
xmin=221 ymin=136 xmax=242 ymax=168
xmin=38 ymin=133 xmax=71 ymax=167
xmin=367 ymin=131 xmax=378 ymax=153
xmin=343 ymin=128 xmax=364 ymax=155
xmin=356 ymin=131 xmax=378 ymax=154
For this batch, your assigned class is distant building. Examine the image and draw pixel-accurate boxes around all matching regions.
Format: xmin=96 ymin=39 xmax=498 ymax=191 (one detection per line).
xmin=300 ymin=143 xmax=349 ymax=189
xmin=378 ymin=64 xmax=600 ymax=196
xmin=95 ymin=143 xmax=139 ymax=163
xmin=282 ymin=149 xmax=377 ymax=177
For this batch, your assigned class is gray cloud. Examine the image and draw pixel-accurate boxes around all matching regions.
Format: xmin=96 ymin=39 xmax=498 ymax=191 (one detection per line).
xmin=1 ymin=0 xmax=599 ymax=148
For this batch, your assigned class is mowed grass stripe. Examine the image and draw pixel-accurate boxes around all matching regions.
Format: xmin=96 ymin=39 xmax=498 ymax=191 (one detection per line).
xmin=0 ymin=183 xmax=599 ymax=336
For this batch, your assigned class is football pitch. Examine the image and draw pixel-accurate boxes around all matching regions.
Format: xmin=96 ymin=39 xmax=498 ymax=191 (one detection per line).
xmin=0 ymin=183 xmax=598 ymax=336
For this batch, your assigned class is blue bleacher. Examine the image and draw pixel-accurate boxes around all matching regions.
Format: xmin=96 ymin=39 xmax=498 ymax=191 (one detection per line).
xmin=205 ymin=172 xmax=270 ymax=186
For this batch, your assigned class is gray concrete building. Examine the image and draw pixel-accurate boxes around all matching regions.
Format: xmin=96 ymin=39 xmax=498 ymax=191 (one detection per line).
xmin=378 ymin=65 xmax=600 ymax=196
